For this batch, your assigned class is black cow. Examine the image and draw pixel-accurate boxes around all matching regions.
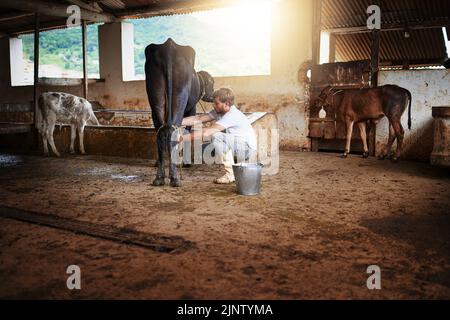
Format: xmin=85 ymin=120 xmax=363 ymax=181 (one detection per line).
xmin=145 ymin=38 xmax=214 ymax=187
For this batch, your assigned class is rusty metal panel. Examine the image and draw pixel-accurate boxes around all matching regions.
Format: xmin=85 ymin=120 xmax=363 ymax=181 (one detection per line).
xmin=311 ymin=60 xmax=370 ymax=88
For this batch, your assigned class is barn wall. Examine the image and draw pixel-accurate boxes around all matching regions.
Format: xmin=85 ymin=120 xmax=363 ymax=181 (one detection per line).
xmin=378 ymin=69 xmax=450 ymax=162
xmin=0 ymin=0 xmax=313 ymax=150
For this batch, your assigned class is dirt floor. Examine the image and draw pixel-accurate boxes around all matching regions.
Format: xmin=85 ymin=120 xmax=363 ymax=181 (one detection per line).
xmin=0 ymin=151 xmax=449 ymax=299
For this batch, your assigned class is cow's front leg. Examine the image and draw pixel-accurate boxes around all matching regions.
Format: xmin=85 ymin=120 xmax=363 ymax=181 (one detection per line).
xmin=342 ymin=118 xmax=354 ymax=158
xmin=358 ymin=122 xmax=369 ymax=158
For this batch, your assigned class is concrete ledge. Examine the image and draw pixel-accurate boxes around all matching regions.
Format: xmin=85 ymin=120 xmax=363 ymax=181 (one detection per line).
xmin=43 ymin=125 xmax=157 ymax=159
xmin=0 ymin=113 xmax=279 ymax=175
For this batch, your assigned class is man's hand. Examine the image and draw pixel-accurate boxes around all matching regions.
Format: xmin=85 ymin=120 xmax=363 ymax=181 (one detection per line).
xmin=182 ymin=113 xmax=215 ymax=126
xmin=177 ymin=123 xmax=225 ymax=144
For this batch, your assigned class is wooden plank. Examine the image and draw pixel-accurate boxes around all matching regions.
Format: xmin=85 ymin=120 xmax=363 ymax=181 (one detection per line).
xmin=0 ymin=123 xmax=32 ymax=135
xmin=115 ymin=0 xmax=240 ymax=18
xmin=0 ymin=206 xmax=195 ymax=253
xmin=65 ymin=0 xmax=103 ymax=13
xmin=82 ymin=19 xmax=88 ymax=99
xmin=0 ymin=11 xmax=34 ymax=22
xmin=329 ymin=34 xmax=336 ymax=63
xmin=33 ymin=13 xmax=39 ymax=139
xmin=370 ymin=30 xmax=380 ymax=87
xmin=38 ymin=77 xmax=104 ymax=86
xmin=311 ymin=138 xmax=319 ymax=152
xmin=311 ymin=0 xmax=322 ymax=65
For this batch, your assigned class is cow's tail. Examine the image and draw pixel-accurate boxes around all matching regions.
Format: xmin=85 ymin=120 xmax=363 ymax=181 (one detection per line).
xmin=164 ymin=47 xmax=173 ymax=127
xmin=406 ymin=89 xmax=412 ymax=130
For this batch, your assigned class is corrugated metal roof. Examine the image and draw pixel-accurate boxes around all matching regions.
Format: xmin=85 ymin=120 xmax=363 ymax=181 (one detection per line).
xmin=322 ymin=0 xmax=450 ymax=29
xmin=335 ymin=28 xmax=447 ymax=66
xmin=0 ymin=0 xmax=240 ymax=35
xmin=323 ymin=0 xmax=450 ymax=66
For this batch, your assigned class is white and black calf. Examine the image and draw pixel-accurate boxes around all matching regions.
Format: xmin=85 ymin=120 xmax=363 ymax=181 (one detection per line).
xmin=37 ymin=92 xmax=100 ymax=157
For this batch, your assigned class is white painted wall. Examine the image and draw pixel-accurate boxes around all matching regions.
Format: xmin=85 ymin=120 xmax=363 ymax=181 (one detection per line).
xmin=378 ymin=69 xmax=450 ymax=161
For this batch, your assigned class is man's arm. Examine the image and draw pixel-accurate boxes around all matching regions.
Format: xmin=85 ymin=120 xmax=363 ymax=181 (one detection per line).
xmin=180 ymin=123 xmax=225 ymax=143
xmin=182 ymin=113 xmax=214 ymax=127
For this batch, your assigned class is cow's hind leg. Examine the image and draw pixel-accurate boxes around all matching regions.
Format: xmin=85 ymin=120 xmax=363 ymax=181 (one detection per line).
xmin=358 ymin=122 xmax=369 ymax=158
xmin=41 ymin=122 xmax=49 ymax=156
xmin=391 ymin=120 xmax=405 ymax=162
xmin=342 ymin=118 xmax=355 ymax=158
xmin=378 ymin=122 xmax=396 ymax=160
xmin=152 ymin=127 xmax=167 ymax=186
xmin=47 ymin=120 xmax=60 ymax=157
xmin=168 ymin=128 xmax=181 ymax=187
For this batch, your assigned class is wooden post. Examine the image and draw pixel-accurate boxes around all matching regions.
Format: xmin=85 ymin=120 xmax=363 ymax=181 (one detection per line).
xmin=329 ymin=33 xmax=336 ymax=63
xmin=33 ymin=13 xmax=40 ymax=148
xmin=312 ymin=0 xmax=322 ymax=65
xmin=370 ymin=30 xmax=380 ymax=87
xmin=81 ymin=20 xmax=88 ymax=99
xmin=369 ymin=30 xmax=380 ymax=156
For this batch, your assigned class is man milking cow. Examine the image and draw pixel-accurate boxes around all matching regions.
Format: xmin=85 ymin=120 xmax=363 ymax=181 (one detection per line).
xmin=145 ymin=38 xmax=256 ymax=187
xmin=179 ymin=87 xmax=257 ymax=184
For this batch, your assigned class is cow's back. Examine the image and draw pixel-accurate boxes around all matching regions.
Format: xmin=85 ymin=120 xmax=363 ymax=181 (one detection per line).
xmin=337 ymin=87 xmax=384 ymax=121
xmin=144 ymin=38 xmax=197 ymax=127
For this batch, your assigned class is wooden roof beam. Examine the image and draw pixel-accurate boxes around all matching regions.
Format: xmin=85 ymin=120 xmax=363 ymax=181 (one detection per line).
xmin=114 ymin=0 xmax=241 ymax=18
xmin=0 ymin=0 xmax=118 ymax=23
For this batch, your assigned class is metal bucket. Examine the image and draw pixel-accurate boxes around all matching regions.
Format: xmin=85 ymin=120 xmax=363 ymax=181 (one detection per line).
xmin=232 ymin=163 xmax=263 ymax=196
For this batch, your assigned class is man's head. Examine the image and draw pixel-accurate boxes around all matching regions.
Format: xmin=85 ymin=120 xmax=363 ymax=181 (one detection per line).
xmin=212 ymin=88 xmax=235 ymax=114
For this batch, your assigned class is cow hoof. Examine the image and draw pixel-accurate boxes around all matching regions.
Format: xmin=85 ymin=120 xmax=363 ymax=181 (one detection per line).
xmin=362 ymin=152 xmax=369 ymax=159
xmin=170 ymin=178 xmax=181 ymax=187
xmin=182 ymin=163 xmax=192 ymax=168
xmin=377 ymin=155 xmax=386 ymax=160
xmin=391 ymin=157 xmax=399 ymax=163
xmin=152 ymin=177 xmax=165 ymax=186
xmin=341 ymin=153 xmax=348 ymax=158
xmin=54 ymin=153 xmax=61 ymax=158
xmin=153 ymin=161 xmax=158 ymax=168
xmin=69 ymin=149 xmax=75 ymax=155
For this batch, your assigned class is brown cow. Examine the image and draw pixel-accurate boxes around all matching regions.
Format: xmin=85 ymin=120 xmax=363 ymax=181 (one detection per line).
xmin=315 ymin=85 xmax=412 ymax=162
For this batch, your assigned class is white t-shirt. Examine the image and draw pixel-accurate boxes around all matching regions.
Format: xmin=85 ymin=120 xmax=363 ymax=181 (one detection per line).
xmin=209 ymin=105 xmax=257 ymax=150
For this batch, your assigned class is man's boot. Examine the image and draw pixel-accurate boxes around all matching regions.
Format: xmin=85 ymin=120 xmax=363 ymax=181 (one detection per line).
xmin=214 ymin=150 xmax=235 ymax=184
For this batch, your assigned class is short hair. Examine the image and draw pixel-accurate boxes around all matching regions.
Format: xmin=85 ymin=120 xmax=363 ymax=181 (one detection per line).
xmin=213 ymin=88 xmax=235 ymax=106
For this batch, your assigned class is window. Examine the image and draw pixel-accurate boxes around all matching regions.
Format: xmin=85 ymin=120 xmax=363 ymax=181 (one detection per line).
xmin=11 ymin=24 xmax=100 ymax=86
xmin=130 ymin=1 xmax=272 ymax=79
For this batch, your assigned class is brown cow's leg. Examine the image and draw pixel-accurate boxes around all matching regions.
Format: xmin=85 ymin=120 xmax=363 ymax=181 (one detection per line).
xmin=358 ymin=122 xmax=369 ymax=158
xmin=378 ymin=122 xmax=396 ymax=160
xmin=342 ymin=118 xmax=354 ymax=158
xmin=391 ymin=120 xmax=405 ymax=162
